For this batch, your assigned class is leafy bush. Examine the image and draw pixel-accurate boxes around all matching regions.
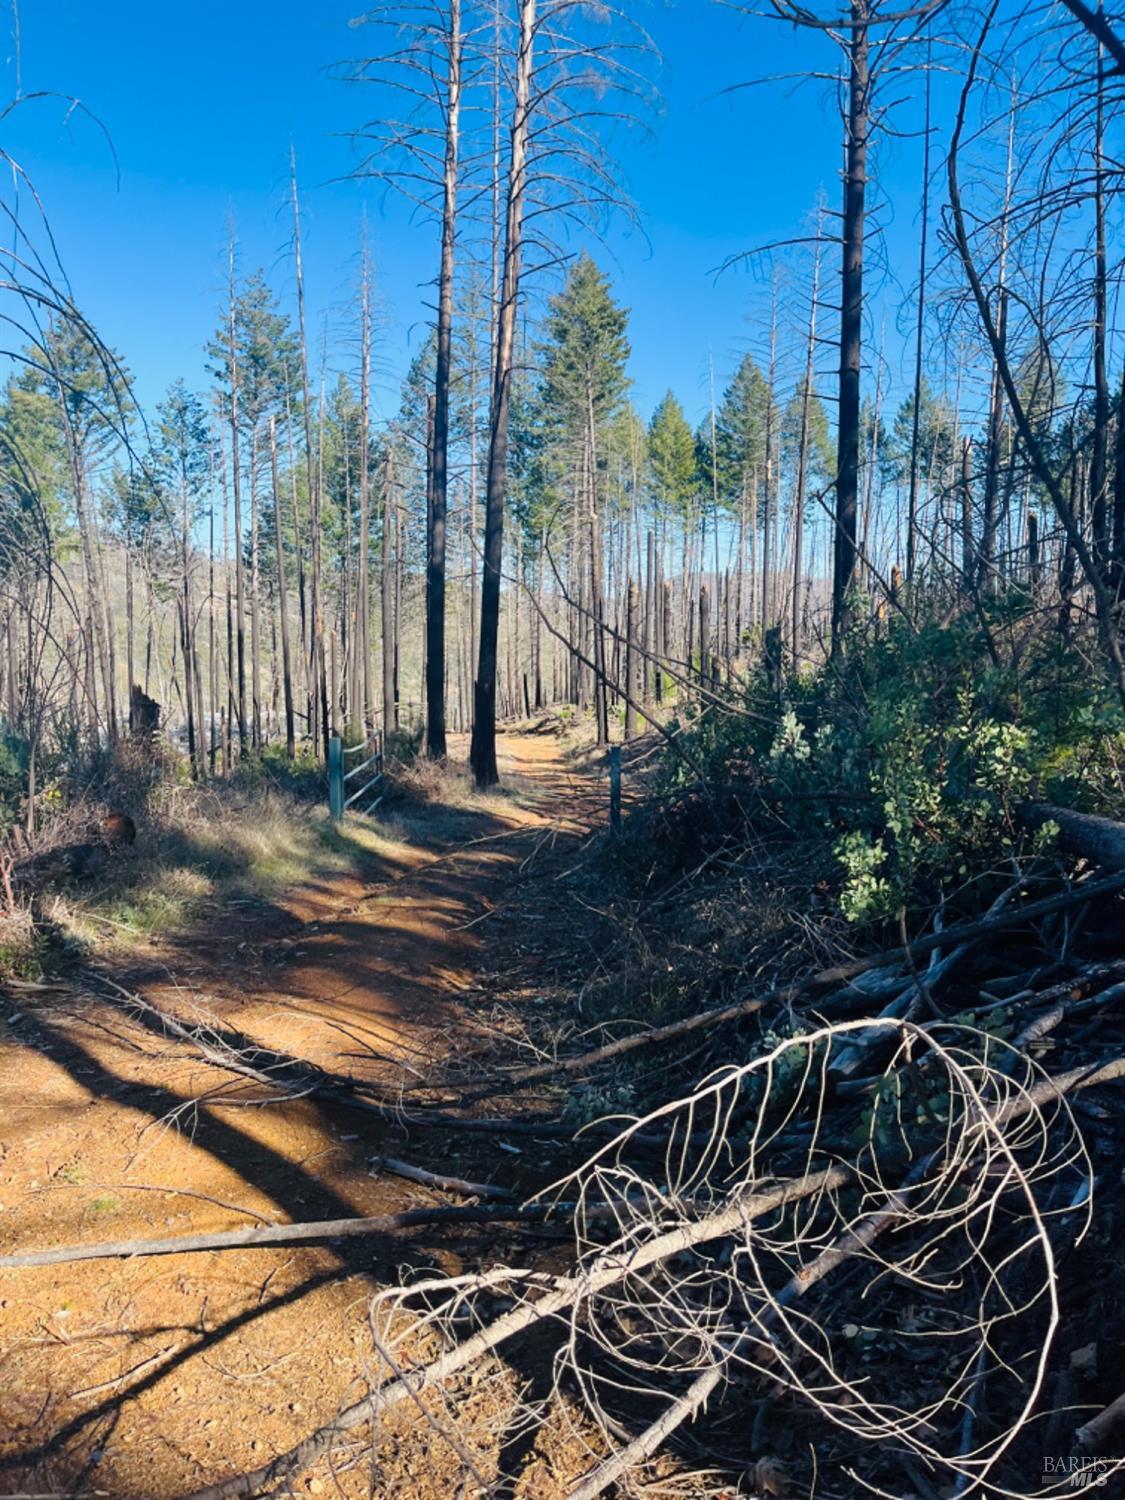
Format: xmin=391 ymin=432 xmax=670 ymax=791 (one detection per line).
xmin=234 ymin=741 xmax=324 ymax=800
xmin=385 ymin=722 xmax=424 ymax=764
xmin=664 ymin=602 xmax=1125 ymax=926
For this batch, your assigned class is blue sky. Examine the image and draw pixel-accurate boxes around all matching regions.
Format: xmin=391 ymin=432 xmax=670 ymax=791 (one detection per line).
xmin=3 ymin=0 xmax=932 ymax=427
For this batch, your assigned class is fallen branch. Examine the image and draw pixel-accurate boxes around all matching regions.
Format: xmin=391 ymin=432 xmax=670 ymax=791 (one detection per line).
xmin=494 ymin=871 xmax=1125 ymax=1089
xmin=0 ymin=1200 xmax=581 ymax=1269
xmin=67 ymin=1344 xmax=181 ymax=1401
xmin=567 ymin=1147 xmax=942 ymax=1500
xmin=568 ymin=1364 xmax=725 ymax=1500
xmin=561 ymin=1019 xmax=1092 ymax=1499
xmin=370 ymin=1154 xmax=511 ymax=1200
xmin=182 ymin=1167 xmax=852 ymax=1500
xmin=996 ymin=1055 xmax=1125 ymax=1120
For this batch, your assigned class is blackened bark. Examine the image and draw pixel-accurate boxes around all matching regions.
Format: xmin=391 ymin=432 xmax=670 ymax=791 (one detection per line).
xmin=471 ymin=0 xmax=535 ymax=789
xmin=833 ymin=0 xmax=869 ymax=651
xmin=426 ymin=0 xmax=462 ymax=760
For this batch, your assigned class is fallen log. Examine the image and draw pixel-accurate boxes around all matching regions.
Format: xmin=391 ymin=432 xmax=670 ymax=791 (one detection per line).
xmin=1020 ymin=802 xmax=1125 ymax=869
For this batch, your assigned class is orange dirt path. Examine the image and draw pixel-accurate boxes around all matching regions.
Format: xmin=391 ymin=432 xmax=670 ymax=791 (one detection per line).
xmin=0 ymin=731 xmax=604 ymax=1499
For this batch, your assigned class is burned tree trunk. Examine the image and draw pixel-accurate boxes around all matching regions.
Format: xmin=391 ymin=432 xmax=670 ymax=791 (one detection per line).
xmin=471 ymin=0 xmax=535 ymax=789
xmin=270 ymin=417 xmax=296 ymax=758
xmin=1020 ymin=803 xmax=1125 ymax=869
xmin=832 ymin=0 xmax=869 ymax=652
xmin=381 ymin=449 xmax=397 ymax=735
xmin=426 ymin=0 xmax=462 ymax=761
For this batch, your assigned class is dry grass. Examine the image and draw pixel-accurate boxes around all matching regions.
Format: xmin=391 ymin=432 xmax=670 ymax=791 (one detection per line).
xmin=0 ymin=901 xmax=48 ymax=977
xmin=25 ymin=782 xmax=392 ymax=960
xmin=390 ymin=752 xmax=526 ymax=819
xmin=1 ymin=717 xmax=586 ymax=976
xmin=387 ymin=721 xmax=575 ymax=819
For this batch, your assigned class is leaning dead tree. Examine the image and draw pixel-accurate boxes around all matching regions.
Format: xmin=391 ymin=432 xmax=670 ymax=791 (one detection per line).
xmin=944 ymin=0 xmax=1125 ymax=705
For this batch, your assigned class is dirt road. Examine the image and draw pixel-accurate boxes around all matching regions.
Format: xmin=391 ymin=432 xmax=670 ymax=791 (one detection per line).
xmin=0 ymin=731 xmax=604 ymax=1499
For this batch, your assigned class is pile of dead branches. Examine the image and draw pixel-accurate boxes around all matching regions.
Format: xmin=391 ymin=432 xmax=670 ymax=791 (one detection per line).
xmin=186 ymin=982 xmax=1123 ymax=1498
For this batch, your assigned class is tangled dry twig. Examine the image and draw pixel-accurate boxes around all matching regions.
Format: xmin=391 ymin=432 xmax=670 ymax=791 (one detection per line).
xmin=184 ymin=1016 xmax=1125 ymax=1500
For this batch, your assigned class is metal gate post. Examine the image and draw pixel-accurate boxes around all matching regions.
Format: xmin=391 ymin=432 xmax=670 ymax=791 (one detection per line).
xmin=328 ymin=736 xmax=344 ymax=822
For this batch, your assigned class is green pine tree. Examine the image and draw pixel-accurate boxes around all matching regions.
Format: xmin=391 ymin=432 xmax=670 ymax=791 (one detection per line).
xmin=647 ymin=391 xmax=696 ymax=520
xmin=715 ymin=353 xmax=774 ymax=517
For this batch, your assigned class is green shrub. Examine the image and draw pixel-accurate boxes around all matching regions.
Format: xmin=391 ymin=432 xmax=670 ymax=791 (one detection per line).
xmin=234 ymin=741 xmax=324 ymax=800
xmin=385 ymin=723 xmax=423 ymax=764
xmin=662 ymin=602 xmax=1125 ymax=926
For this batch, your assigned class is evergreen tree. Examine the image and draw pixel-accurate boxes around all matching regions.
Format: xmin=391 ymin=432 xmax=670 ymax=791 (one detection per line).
xmin=207 ymin=269 xmax=300 ymax=746
xmin=890 ymin=377 xmax=955 ymax=486
xmin=393 ymin=334 xmax=438 ymax=572
xmin=528 ymin=255 xmax=631 ymax=528
xmin=532 ymin=255 xmax=630 ymax=741
xmin=537 ymin=254 xmax=630 ymax=445
xmin=647 ymin=392 xmax=696 ymax=519
xmin=31 ymin=321 xmax=132 ymax=476
xmin=715 ymin=353 xmax=773 ymax=517
xmin=211 ymin=271 xmax=301 ymax=438
xmin=782 ymin=378 xmax=833 ymax=487
xmin=156 ymin=381 xmax=210 ymax=511
xmin=322 ymin=374 xmax=364 ymax=555
xmin=0 ymin=371 xmax=69 ymax=534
